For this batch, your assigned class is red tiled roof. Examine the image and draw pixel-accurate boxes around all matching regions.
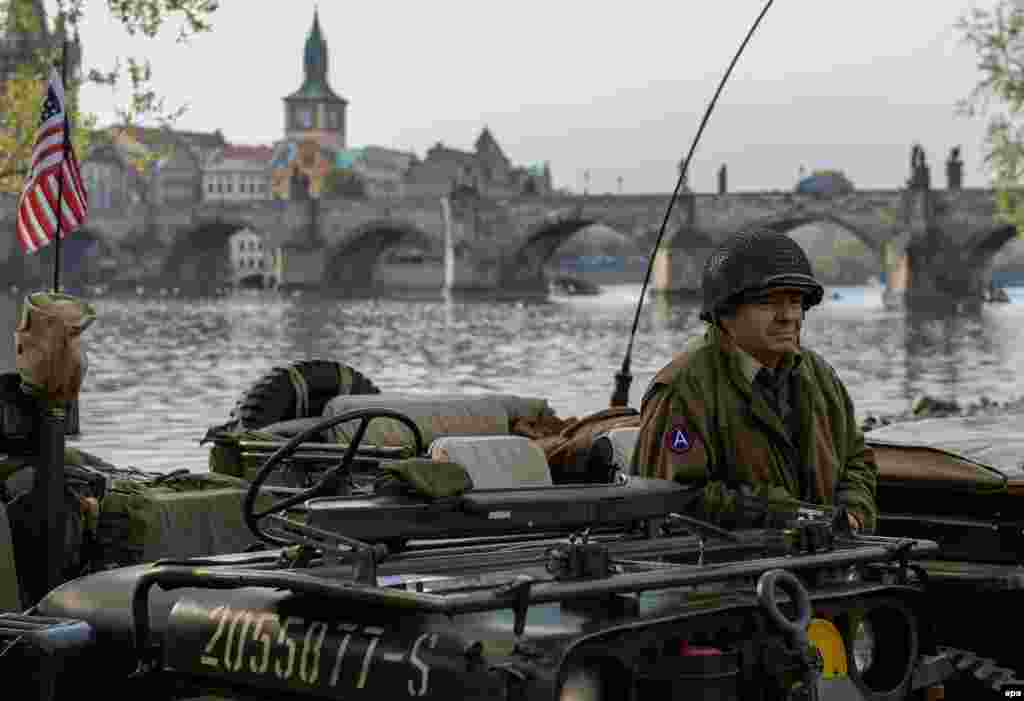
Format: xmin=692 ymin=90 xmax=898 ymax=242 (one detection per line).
xmin=222 ymin=145 xmax=274 ymax=161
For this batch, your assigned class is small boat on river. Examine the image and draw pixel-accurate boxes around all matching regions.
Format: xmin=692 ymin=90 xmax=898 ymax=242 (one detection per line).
xmin=549 ymin=275 xmax=602 ymax=296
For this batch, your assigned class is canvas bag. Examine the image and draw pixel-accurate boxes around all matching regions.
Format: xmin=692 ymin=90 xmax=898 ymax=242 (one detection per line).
xmin=15 ymin=292 xmax=95 ymax=403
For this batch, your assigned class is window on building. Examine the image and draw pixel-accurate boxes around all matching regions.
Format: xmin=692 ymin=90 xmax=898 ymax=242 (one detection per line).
xmin=227 ymin=183 xmax=233 ymax=194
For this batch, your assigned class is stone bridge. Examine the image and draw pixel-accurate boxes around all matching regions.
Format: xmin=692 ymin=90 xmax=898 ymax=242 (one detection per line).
xmin=0 ymin=179 xmax=1016 ymax=302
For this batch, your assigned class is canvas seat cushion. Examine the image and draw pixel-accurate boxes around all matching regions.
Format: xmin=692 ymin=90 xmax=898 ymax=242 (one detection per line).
xmin=430 ymin=435 xmax=552 ymax=490
xmin=322 ymin=394 xmax=511 ymax=449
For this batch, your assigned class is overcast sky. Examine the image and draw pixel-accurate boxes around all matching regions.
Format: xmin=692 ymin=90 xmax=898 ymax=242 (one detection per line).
xmin=64 ymin=0 xmax=998 ymax=194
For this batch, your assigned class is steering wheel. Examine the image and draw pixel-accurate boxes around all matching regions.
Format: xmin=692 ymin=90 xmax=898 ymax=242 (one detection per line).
xmin=243 ymin=408 xmax=425 ymax=545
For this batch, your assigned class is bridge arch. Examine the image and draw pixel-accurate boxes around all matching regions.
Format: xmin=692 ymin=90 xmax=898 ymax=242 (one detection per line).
xmin=500 ymin=214 xmax=598 ymax=289
xmin=739 ymin=214 xmax=886 ymax=287
xmin=324 ymin=218 xmax=435 ymax=291
xmin=163 ymin=217 xmax=261 ymax=293
xmin=752 ymin=213 xmax=886 ymax=256
xmin=964 ymin=225 xmax=1019 ymax=268
xmin=55 ymin=228 xmax=119 ymax=286
xmin=1 ymin=224 xmax=118 ymax=289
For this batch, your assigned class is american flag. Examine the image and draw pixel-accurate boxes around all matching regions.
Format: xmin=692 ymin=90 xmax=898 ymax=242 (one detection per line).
xmin=16 ymin=67 xmax=89 ymax=254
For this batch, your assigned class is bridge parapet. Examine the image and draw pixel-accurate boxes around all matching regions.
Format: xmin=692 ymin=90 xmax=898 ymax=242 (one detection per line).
xmin=0 ymin=179 xmax=1013 ymax=301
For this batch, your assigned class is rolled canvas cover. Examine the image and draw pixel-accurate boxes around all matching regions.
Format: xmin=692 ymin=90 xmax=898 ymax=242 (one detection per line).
xmin=322 ymin=394 xmax=510 ymax=448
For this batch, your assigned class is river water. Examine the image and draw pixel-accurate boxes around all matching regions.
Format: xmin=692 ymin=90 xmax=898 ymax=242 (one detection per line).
xmin=1 ymin=284 xmax=1023 ymax=473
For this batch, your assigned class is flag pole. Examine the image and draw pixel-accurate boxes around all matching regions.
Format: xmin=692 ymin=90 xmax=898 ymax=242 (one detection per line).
xmin=30 ymin=39 xmax=72 ymax=604
xmin=52 ymin=40 xmax=68 ymax=293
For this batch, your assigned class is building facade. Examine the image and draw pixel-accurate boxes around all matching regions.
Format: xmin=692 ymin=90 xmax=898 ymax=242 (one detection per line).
xmin=79 ymin=138 xmax=146 ymax=210
xmin=203 ymin=145 xmax=274 ymax=202
xmin=228 ymin=227 xmax=279 ymax=288
xmin=405 ymin=127 xmax=553 ymax=198
xmin=82 ymin=126 xmax=227 ymax=208
xmin=342 ymin=145 xmax=417 ymax=198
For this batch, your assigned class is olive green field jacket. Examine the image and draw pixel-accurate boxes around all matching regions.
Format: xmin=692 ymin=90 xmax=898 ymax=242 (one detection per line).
xmin=631 ymin=326 xmax=878 ymax=532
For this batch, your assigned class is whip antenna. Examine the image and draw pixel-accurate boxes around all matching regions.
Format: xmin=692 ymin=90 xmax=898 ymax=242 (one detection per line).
xmin=609 ymin=0 xmax=776 ymax=407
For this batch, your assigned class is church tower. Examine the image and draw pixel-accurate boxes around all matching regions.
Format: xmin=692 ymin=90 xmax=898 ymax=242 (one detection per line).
xmin=283 ymin=9 xmax=348 ymax=150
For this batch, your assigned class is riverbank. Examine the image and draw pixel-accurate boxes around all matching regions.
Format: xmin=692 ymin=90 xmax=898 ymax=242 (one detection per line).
xmin=862 ymin=393 xmax=1024 ymax=432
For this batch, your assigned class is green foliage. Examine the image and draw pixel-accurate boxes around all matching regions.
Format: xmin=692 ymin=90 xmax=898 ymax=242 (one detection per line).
xmin=101 ymin=0 xmax=217 ymax=41
xmin=957 ymin=2 xmax=1024 ymax=235
xmin=0 ymin=63 xmax=97 ymax=191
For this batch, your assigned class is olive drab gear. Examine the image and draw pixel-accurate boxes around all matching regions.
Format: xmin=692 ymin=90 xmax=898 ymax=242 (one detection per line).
xmin=375 ymin=459 xmax=474 ymax=499
xmin=14 ymin=292 xmax=95 ymax=403
xmin=699 ymin=227 xmax=824 ymax=322
xmin=631 ymin=325 xmax=878 ymax=532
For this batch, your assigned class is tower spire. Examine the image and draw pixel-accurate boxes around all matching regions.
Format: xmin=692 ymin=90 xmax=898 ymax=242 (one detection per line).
xmin=282 ymin=7 xmax=348 ymax=149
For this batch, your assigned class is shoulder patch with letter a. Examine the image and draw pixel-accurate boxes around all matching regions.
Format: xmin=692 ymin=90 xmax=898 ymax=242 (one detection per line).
xmin=666 ymin=422 xmax=693 ymax=454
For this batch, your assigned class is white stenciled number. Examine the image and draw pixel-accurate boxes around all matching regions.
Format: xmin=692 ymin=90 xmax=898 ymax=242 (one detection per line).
xmin=357 ymin=626 xmax=384 ymax=690
xmin=408 ymin=633 xmax=439 ymax=697
xmin=249 ymin=613 xmax=277 ymax=675
xmin=329 ymin=624 xmax=358 ymax=687
xmin=299 ymin=621 xmax=329 ymax=684
xmin=201 ymin=606 xmax=229 ymax=668
xmin=221 ymin=609 xmax=246 ymax=672
xmin=229 ymin=612 xmax=254 ymax=672
xmin=275 ymin=616 xmax=304 ymax=680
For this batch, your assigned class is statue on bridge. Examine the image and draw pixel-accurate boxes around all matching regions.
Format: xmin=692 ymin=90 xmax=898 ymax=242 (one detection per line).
xmin=908 ymin=143 xmax=931 ymax=190
xmin=946 ymin=146 xmax=963 ymax=190
xmin=677 ymin=158 xmax=691 ymax=192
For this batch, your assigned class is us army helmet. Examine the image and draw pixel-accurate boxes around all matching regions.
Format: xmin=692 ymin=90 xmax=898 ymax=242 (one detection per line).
xmin=699 ymin=227 xmax=824 ymax=322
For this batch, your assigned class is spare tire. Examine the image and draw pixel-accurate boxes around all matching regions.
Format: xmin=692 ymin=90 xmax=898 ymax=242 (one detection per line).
xmin=231 ymin=360 xmax=380 ymax=430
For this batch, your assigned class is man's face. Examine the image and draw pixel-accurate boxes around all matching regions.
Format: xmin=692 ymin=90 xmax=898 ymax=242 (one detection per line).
xmin=720 ymin=287 xmax=806 ymax=367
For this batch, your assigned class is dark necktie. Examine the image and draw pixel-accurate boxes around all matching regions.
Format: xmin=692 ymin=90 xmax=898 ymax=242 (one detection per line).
xmin=755 ymin=367 xmax=791 ymax=425
xmin=756 ymin=366 xmax=813 ymax=499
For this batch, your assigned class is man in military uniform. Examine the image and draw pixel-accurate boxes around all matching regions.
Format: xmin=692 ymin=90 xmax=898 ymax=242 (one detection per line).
xmin=631 ymin=228 xmax=877 ymax=532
